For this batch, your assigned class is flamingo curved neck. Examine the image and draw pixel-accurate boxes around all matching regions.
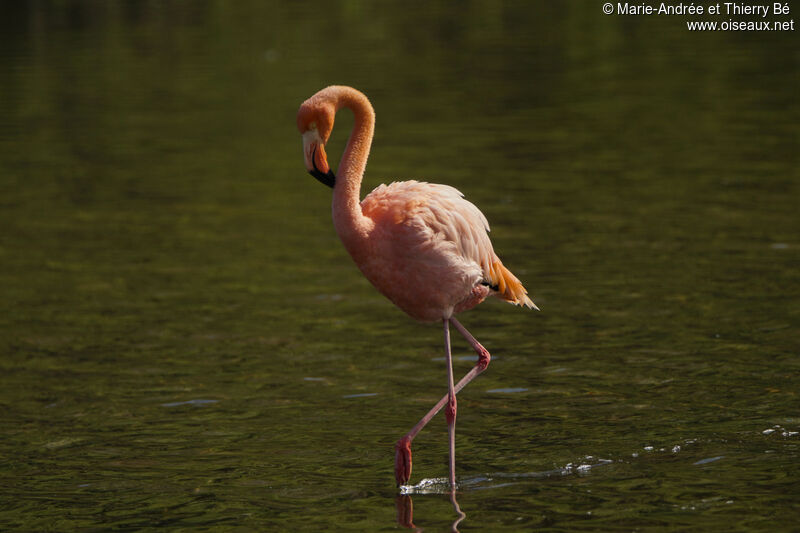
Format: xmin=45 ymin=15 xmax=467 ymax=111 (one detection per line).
xmin=329 ymin=87 xmax=376 ymax=253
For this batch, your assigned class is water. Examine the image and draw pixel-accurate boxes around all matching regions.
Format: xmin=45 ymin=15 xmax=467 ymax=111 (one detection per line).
xmin=1 ymin=1 xmax=798 ymax=530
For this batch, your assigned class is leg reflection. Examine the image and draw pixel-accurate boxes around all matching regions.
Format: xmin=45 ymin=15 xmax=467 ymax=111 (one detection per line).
xmin=450 ymin=489 xmax=466 ymax=532
xmin=395 ymin=491 xmax=467 ymax=532
xmin=395 ymin=494 xmax=417 ymax=530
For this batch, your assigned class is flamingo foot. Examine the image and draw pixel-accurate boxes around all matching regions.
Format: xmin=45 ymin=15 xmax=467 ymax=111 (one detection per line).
xmin=395 ymin=437 xmax=413 ymax=486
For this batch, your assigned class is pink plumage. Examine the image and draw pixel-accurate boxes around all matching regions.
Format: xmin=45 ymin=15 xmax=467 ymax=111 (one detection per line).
xmin=297 ymin=86 xmax=537 ymax=489
xmin=359 ymin=179 xmax=533 ymax=321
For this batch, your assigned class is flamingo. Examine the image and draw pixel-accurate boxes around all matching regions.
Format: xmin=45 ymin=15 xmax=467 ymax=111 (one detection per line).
xmin=296 ymin=86 xmax=537 ymax=488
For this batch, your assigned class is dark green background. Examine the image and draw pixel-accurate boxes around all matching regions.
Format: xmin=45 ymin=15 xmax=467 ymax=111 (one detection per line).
xmin=1 ymin=1 xmax=797 ymax=530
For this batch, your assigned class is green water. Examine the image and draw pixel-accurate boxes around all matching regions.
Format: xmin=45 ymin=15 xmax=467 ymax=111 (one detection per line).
xmin=1 ymin=2 xmax=798 ymax=531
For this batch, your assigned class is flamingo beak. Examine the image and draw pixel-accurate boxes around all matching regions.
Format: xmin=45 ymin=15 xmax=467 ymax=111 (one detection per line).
xmin=303 ymin=130 xmax=336 ymax=188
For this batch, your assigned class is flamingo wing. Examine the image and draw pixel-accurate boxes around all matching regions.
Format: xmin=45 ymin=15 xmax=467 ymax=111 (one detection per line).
xmin=362 ymin=180 xmax=535 ymax=309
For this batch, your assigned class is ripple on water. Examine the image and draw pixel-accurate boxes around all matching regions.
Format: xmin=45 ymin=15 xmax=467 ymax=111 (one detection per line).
xmin=399 ymin=457 xmax=614 ymax=494
xmin=762 ymin=424 xmax=799 ymax=437
xmin=693 ymin=456 xmax=725 ymax=465
xmin=399 ymin=477 xmax=454 ymax=495
xmin=160 ymin=399 xmax=219 ymax=407
xmin=431 ymin=355 xmax=481 ymax=362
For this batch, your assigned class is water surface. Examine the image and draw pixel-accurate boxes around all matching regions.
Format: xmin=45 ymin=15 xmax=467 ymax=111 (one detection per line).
xmin=1 ymin=1 xmax=798 ymax=530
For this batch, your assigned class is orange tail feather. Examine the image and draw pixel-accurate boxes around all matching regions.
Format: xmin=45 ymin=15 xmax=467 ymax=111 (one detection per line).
xmin=488 ymin=259 xmax=538 ymax=310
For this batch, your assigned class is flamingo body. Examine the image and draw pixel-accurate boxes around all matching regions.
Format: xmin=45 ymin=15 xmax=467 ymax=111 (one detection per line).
xmin=297 ymin=86 xmax=536 ymax=487
xmin=356 ymin=179 xmax=530 ymax=321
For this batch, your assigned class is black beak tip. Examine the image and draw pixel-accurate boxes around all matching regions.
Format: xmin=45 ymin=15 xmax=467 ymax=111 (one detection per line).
xmin=309 ymin=169 xmax=336 ymax=188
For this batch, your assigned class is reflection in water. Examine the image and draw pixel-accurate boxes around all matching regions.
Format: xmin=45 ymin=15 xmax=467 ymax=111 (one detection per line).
xmin=396 ymin=490 xmax=466 ymax=532
xmin=395 ymin=495 xmax=416 ymax=530
xmin=449 ymin=491 xmax=466 ymax=532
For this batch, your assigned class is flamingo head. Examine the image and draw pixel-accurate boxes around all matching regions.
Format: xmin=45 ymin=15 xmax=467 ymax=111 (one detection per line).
xmin=297 ymin=102 xmax=336 ymax=188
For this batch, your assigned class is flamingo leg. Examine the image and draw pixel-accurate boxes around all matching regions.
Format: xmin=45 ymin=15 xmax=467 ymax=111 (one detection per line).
xmin=449 ymin=317 xmax=492 ymax=366
xmin=443 ymin=318 xmax=457 ymax=487
xmin=394 ymin=317 xmax=492 ymax=487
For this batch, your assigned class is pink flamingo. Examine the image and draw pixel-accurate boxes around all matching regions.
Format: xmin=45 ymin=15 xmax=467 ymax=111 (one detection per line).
xmin=297 ymin=86 xmax=537 ymax=488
